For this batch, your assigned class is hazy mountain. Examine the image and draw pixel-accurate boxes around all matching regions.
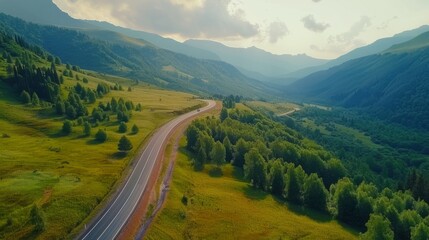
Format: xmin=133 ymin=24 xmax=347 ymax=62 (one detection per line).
xmin=184 ymin=39 xmax=329 ymax=80
xmin=0 ymin=0 xmax=93 ymax=29
xmin=0 ymin=0 xmax=220 ymax=61
xmin=0 ymin=13 xmax=278 ymax=98
xmin=287 ymin=31 xmax=429 ymax=129
xmin=289 ymin=25 xmax=429 ymax=78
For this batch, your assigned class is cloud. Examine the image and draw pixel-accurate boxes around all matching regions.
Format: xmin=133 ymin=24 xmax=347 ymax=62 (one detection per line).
xmin=301 ymin=15 xmax=330 ymax=33
xmin=53 ymin=0 xmax=259 ymax=39
xmin=312 ymin=0 xmax=322 ymax=2
xmin=310 ymin=16 xmax=372 ymax=58
xmin=267 ymin=22 xmax=289 ymax=43
xmin=336 ymin=16 xmax=371 ymax=43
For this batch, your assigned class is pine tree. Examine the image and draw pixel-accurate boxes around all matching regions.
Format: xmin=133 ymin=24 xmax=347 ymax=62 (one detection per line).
xmin=83 ymin=122 xmax=91 ymax=137
xmin=62 ymin=120 xmax=73 ymax=135
xmin=95 ymin=129 xmax=107 ymax=142
xmin=21 ymin=90 xmax=31 ymax=104
xmin=31 ymin=92 xmax=40 ymax=106
xmin=131 ymin=124 xmax=139 ymax=134
xmin=118 ymin=136 xmax=133 ymax=152
xmin=118 ymin=122 xmax=127 ymax=133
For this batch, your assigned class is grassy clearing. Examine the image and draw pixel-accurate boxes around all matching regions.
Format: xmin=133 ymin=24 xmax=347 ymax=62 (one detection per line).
xmin=245 ymin=101 xmax=300 ymax=115
xmin=145 ymin=139 xmax=358 ymax=240
xmin=0 ymin=67 xmax=202 ymax=239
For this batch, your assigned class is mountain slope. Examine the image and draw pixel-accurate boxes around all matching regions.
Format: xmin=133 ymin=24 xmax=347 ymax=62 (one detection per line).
xmin=0 ymin=0 xmax=93 ymax=28
xmin=289 ymin=25 xmax=429 ymax=78
xmin=0 ymin=14 xmax=277 ymax=98
xmin=185 ymin=39 xmax=328 ymax=79
xmin=0 ymin=0 xmax=220 ymax=61
xmin=287 ymin=31 xmax=429 ymax=129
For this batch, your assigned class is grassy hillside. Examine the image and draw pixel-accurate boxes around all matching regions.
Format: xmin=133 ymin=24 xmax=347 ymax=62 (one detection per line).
xmin=145 ymin=139 xmax=358 ymax=240
xmin=0 ymin=36 xmax=203 ymax=239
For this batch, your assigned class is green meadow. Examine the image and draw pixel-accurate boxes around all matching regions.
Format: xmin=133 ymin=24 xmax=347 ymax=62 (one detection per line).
xmin=0 ymin=67 xmax=202 ymax=239
xmin=145 ymin=139 xmax=358 ymax=240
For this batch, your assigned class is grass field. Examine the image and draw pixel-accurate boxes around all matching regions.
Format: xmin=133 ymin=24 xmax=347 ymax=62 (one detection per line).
xmin=145 ymin=139 xmax=359 ymax=240
xmin=0 ymin=67 xmax=202 ymax=239
xmin=245 ymin=101 xmax=300 ymax=116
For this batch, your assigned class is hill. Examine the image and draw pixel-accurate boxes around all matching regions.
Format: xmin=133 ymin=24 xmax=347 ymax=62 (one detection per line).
xmin=289 ymin=25 xmax=429 ymax=78
xmin=0 ymin=13 xmax=278 ymax=98
xmin=185 ymin=39 xmax=328 ymax=81
xmin=0 ymin=29 xmax=206 ymax=239
xmin=287 ymin=31 xmax=429 ymax=129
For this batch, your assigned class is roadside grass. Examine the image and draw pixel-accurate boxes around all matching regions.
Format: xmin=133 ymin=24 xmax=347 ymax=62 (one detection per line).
xmin=0 ymin=67 xmax=202 ymax=239
xmin=145 ymin=139 xmax=359 ymax=240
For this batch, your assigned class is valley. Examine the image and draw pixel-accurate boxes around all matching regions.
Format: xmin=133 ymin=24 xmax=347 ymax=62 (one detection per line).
xmin=0 ymin=0 xmax=429 ymax=240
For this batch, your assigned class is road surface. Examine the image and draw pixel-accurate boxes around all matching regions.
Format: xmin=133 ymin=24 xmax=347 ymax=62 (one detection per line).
xmin=277 ymin=108 xmax=300 ymax=117
xmin=80 ymin=100 xmax=216 ymax=240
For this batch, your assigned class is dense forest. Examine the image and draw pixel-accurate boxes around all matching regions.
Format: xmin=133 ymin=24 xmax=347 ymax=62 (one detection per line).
xmin=185 ymin=103 xmax=429 ymax=239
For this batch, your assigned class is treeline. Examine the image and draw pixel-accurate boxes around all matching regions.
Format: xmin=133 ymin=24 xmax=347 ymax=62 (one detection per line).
xmin=185 ymin=107 xmax=429 ymax=239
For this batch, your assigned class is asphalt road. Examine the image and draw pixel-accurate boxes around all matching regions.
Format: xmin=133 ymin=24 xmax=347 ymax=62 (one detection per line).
xmin=80 ymin=100 xmax=216 ymax=240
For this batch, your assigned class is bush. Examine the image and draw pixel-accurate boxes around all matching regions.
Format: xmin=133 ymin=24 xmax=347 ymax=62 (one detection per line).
xmin=119 ymin=122 xmax=127 ymax=133
xmin=131 ymin=124 xmax=139 ymax=134
xmin=62 ymin=120 xmax=73 ymax=135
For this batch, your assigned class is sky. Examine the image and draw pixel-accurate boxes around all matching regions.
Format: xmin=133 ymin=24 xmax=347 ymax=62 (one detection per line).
xmin=53 ymin=0 xmax=429 ymax=59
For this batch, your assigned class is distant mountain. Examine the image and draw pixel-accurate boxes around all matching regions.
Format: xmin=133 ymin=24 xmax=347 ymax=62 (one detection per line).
xmin=290 ymin=25 xmax=429 ymax=78
xmin=84 ymin=20 xmax=220 ymax=61
xmin=184 ymin=39 xmax=328 ymax=81
xmin=0 ymin=0 xmax=220 ymax=61
xmin=0 ymin=14 xmax=278 ymax=98
xmin=287 ymin=31 xmax=429 ymax=129
xmin=0 ymin=0 xmax=93 ymax=28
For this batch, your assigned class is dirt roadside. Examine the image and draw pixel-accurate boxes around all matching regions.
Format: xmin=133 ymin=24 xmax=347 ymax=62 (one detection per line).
xmin=117 ymin=101 xmax=221 ymax=240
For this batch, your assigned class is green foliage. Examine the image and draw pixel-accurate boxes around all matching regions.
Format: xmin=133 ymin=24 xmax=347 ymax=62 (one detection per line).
xmin=20 ymin=90 xmax=31 ymax=104
xmin=303 ymin=173 xmax=328 ymax=211
xmin=83 ymin=122 xmax=91 ymax=137
xmin=269 ymin=159 xmax=285 ymax=196
xmin=31 ymin=92 xmax=39 ymax=106
xmin=244 ymin=148 xmax=267 ymax=190
xmin=194 ymin=147 xmax=206 ymax=171
xmin=220 ymin=108 xmax=228 ymax=122
xmin=360 ymin=214 xmax=394 ymax=240
xmin=131 ymin=124 xmax=139 ymax=134
xmin=335 ymin=178 xmax=358 ymax=225
xmin=95 ymin=129 xmax=107 ymax=142
xmin=285 ymin=165 xmax=304 ymax=204
xmin=411 ymin=222 xmax=429 ymax=240
xmin=55 ymin=100 xmax=65 ymax=115
xmin=118 ymin=135 xmax=133 ymax=152
xmin=118 ymin=121 xmax=127 ymax=133
xmin=62 ymin=120 xmax=73 ymax=135
xmin=210 ymin=141 xmax=226 ymax=169
xmin=223 ymin=136 xmax=233 ymax=162
xmin=233 ymin=138 xmax=249 ymax=168
xmin=30 ymin=205 xmax=45 ymax=233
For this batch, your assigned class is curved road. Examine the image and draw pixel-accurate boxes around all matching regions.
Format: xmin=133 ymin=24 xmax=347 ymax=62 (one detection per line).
xmin=80 ymin=100 xmax=216 ymax=240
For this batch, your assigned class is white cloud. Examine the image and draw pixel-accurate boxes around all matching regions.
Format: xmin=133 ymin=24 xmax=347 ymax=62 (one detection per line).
xmin=267 ymin=22 xmax=289 ymax=43
xmin=301 ymin=15 xmax=330 ymax=33
xmin=54 ymin=0 xmax=259 ymax=39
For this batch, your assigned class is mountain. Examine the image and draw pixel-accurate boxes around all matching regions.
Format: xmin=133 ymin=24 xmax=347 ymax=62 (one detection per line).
xmin=0 ymin=0 xmax=93 ymax=29
xmin=0 ymin=0 xmax=220 ymax=61
xmin=287 ymin=31 xmax=429 ymax=129
xmin=184 ymin=39 xmax=328 ymax=81
xmin=0 ymin=13 xmax=278 ymax=98
xmin=290 ymin=25 xmax=429 ymax=78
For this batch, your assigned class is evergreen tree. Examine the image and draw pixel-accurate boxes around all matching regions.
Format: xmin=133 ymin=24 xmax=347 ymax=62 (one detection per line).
xmin=87 ymin=90 xmax=96 ymax=104
xmin=20 ymin=90 xmax=31 ymax=104
xmin=66 ymin=105 xmax=77 ymax=119
xmin=62 ymin=120 xmax=73 ymax=135
xmin=55 ymin=100 xmax=65 ymax=115
xmin=210 ymin=141 xmax=226 ymax=169
xmin=31 ymin=92 xmax=40 ymax=106
xmin=131 ymin=124 xmax=139 ymax=134
xmin=95 ymin=129 xmax=107 ymax=142
xmin=118 ymin=136 xmax=133 ymax=152
xmin=220 ymin=108 xmax=229 ymax=122
xmin=118 ymin=122 xmax=128 ymax=133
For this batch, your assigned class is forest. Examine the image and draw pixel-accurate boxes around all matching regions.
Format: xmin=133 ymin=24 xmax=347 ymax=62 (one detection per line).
xmin=185 ymin=101 xmax=429 ymax=239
